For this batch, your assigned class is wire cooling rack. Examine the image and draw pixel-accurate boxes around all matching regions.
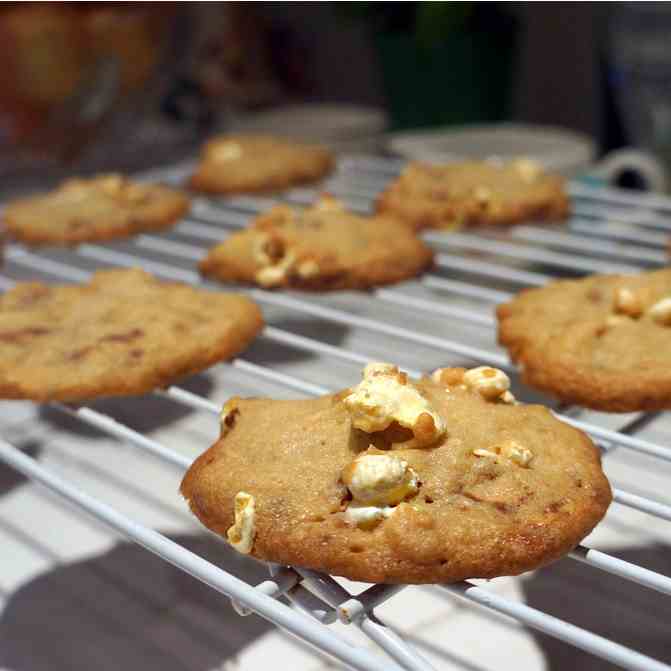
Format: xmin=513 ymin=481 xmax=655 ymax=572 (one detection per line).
xmin=2 ymin=156 xmax=671 ymax=671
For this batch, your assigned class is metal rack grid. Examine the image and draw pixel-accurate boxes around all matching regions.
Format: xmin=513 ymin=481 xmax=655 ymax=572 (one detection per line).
xmin=1 ymin=156 xmax=671 ymax=671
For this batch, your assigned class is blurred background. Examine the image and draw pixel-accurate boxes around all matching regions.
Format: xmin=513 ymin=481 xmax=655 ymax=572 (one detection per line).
xmin=1 ymin=1 xmax=670 ymax=192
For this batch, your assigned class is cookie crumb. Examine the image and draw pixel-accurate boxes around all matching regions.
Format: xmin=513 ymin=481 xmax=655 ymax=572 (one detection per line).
xmin=226 ymin=492 xmax=256 ymax=554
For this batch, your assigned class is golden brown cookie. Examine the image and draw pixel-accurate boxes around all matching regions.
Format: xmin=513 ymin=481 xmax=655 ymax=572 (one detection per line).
xmin=181 ymin=363 xmax=611 ymax=584
xmin=376 ymin=159 xmax=569 ymax=230
xmin=0 ymin=268 xmax=263 ymax=401
xmin=4 ymin=174 xmax=190 ymax=245
xmin=498 ymin=268 xmax=671 ymax=412
xmin=188 ymin=134 xmax=334 ymax=194
xmin=199 ymin=196 xmax=434 ymax=290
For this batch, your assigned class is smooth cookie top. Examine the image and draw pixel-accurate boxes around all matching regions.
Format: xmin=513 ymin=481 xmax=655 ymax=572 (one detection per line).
xmin=0 ymin=268 xmax=263 ymax=401
xmin=4 ymin=174 xmax=189 ymax=245
xmin=376 ymin=159 xmax=569 ymax=230
xmin=181 ymin=363 xmax=611 ymax=584
xmin=188 ymin=134 xmax=334 ymax=194
xmin=498 ymin=268 xmax=671 ymax=412
xmin=199 ymin=196 xmax=434 ymax=290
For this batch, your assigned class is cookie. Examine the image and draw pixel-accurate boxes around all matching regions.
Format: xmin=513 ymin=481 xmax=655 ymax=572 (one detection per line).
xmin=4 ymin=174 xmax=190 ymax=245
xmin=0 ymin=268 xmax=263 ymax=401
xmin=199 ymin=195 xmax=434 ymax=290
xmin=188 ymin=134 xmax=334 ymax=194
xmin=498 ymin=268 xmax=671 ymax=412
xmin=181 ymin=362 xmax=611 ymax=584
xmin=376 ymin=159 xmax=569 ymax=230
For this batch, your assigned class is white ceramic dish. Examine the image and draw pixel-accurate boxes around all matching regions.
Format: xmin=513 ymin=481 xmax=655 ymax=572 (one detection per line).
xmin=387 ymin=123 xmax=596 ymax=176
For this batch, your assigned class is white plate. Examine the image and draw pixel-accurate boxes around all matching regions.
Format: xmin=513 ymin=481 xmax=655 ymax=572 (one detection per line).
xmin=387 ymin=123 xmax=596 ymax=175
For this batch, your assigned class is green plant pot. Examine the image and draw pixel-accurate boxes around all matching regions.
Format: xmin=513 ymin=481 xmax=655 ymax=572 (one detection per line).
xmin=375 ymin=30 xmax=517 ymax=130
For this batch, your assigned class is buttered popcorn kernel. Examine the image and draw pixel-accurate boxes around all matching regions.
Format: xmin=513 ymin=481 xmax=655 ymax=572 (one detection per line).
xmin=474 ymin=440 xmax=533 ymax=467
xmin=254 ymin=251 xmax=296 ymax=287
xmin=297 ymin=259 xmax=320 ymax=278
xmin=344 ymin=504 xmax=395 ymax=529
xmin=499 ymin=390 xmax=518 ymax=405
xmin=463 ymin=366 xmax=510 ymax=401
xmin=211 ymin=142 xmax=243 ymax=162
xmin=614 ymin=287 xmax=644 ymax=317
xmin=473 ymin=440 xmax=534 ymax=468
xmin=431 ymin=367 xmax=467 ymax=387
xmin=473 ymin=186 xmax=492 ymax=205
xmin=649 ymin=297 xmax=671 ymax=325
xmin=512 ymin=157 xmax=542 ymax=182
xmin=342 ymin=453 xmax=419 ymax=506
xmin=226 ymin=492 xmax=256 ymax=554
xmin=344 ymin=363 xmax=445 ymax=447
xmin=606 ymin=314 xmax=629 ymax=328
xmin=341 ymin=453 xmax=419 ymax=529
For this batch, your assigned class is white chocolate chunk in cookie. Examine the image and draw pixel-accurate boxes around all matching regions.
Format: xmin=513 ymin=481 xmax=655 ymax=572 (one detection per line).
xmin=463 ymin=366 xmax=511 ymax=401
xmin=474 ymin=439 xmax=533 ymax=467
xmin=649 ymin=296 xmax=671 ymax=325
xmin=226 ymin=491 xmax=256 ymax=554
xmin=614 ymin=287 xmax=644 ymax=317
xmin=344 ymin=363 xmax=445 ymax=447
xmin=342 ymin=453 xmax=419 ymax=506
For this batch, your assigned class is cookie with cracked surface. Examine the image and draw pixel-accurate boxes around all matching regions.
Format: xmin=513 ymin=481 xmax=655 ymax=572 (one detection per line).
xmin=188 ymin=134 xmax=334 ymax=194
xmin=199 ymin=196 xmax=434 ymax=290
xmin=181 ymin=362 xmax=611 ymax=584
xmin=4 ymin=174 xmax=190 ymax=245
xmin=376 ymin=159 xmax=569 ymax=230
xmin=0 ymin=268 xmax=263 ymax=401
xmin=498 ymin=268 xmax=671 ymax=412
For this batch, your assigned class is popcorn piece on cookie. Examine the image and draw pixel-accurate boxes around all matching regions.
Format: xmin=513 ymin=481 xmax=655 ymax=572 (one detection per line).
xmin=649 ymin=297 xmax=671 ymax=325
xmin=342 ymin=452 xmax=419 ymax=528
xmin=614 ymin=287 xmax=644 ymax=318
xmin=463 ymin=366 xmax=511 ymax=401
xmin=474 ymin=439 xmax=533 ymax=467
xmin=344 ymin=363 xmax=445 ymax=447
xmin=342 ymin=453 xmax=419 ymax=506
xmin=226 ymin=492 xmax=256 ymax=554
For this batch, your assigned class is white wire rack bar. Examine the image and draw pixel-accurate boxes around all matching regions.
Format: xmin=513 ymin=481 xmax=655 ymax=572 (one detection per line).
xmin=3 ymin=260 xmax=671 ymax=613
xmin=424 ymin=231 xmax=643 ymax=275
xmin=2 ymin=156 xmax=671 ymax=671
xmin=7 ymin=246 xmax=671 ymax=468
xmin=47 ymin=375 xmax=671 ymax=601
xmin=569 ymin=219 xmax=670 ymax=247
xmin=510 ymin=226 xmax=668 ymax=265
xmin=0 ymin=439 xmax=399 ymax=671
xmin=8 ymin=236 xmax=671 ymax=468
xmin=568 ymin=180 xmax=671 ymax=213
